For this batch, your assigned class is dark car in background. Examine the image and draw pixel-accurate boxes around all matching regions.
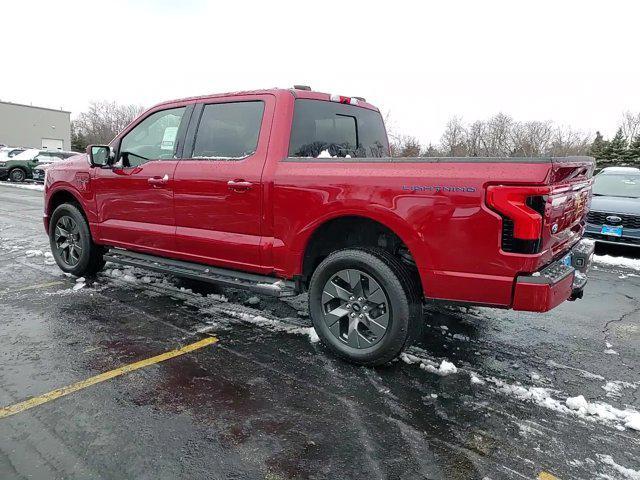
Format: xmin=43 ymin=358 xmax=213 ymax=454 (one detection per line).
xmin=0 ymin=148 xmax=77 ymax=182
xmin=585 ymin=167 xmax=640 ymax=247
xmin=32 ymin=152 xmax=80 ymax=182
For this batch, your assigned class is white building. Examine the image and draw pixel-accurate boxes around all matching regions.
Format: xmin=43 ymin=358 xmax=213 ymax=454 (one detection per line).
xmin=0 ymin=101 xmax=71 ymax=150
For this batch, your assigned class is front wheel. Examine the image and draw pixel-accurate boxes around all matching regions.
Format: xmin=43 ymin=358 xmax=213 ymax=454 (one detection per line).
xmin=308 ymin=247 xmax=422 ymax=366
xmin=49 ymin=203 xmax=105 ymax=277
xmin=9 ymin=168 xmax=26 ymax=182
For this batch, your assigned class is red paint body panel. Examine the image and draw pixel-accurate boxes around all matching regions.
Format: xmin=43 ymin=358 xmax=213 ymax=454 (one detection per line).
xmin=512 ymin=273 xmax=575 ymax=312
xmin=43 ymin=88 xmax=594 ymax=312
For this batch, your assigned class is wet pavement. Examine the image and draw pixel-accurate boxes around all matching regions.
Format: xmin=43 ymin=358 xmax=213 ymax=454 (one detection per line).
xmin=1 ymin=183 xmax=639 ymax=480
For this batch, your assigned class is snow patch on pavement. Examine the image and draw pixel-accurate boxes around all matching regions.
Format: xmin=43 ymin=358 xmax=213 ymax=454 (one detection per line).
xmin=487 ymin=378 xmax=640 ymax=431
xmin=596 ymin=454 xmax=640 ymax=479
xmin=602 ymin=381 xmax=637 ymax=398
xmin=214 ymin=309 xmax=320 ymax=343
xmin=400 ymin=350 xmax=459 ymax=376
xmin=594 ymin=255 xmax=640 ymax=272
xmin=422 ymin=359 xmax=458 ymax=376
xmin=0 ymin=181 xmax=44 ymax=192
xmin=101 ymin=265 xmax=321 ymax=344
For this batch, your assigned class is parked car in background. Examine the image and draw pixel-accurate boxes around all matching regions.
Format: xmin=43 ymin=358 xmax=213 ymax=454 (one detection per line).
xmin=585 ymin=167 xmax=640 ymax=247
xmin=0 ymin=148 xmax=77 ymax=182
xmin=32 ymin=152 xmax=80 ymax=183
xmin=0 ymin=146 xmax=27 ymax=160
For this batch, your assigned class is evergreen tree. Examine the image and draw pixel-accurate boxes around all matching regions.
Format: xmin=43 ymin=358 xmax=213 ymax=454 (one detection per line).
xmin=589 ymin=131 xmax=606 ymax=159
xmin=628 ymin=134 xmax=640 ymax=161
xmin=602 ymin=128 xmax=628 ymax=160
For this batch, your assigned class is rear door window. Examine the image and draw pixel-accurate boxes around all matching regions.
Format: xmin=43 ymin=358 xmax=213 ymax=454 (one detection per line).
xmin=191 ymin=101 xmax=265 ymax=160
xmin=289 ymin=99 xmax=389 ymax=158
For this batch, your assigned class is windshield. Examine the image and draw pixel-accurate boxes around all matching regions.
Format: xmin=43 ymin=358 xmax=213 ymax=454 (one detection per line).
xmin=593 ymin=173 xmax=640 ymax=198
xmin=289 ymin=99 xmax=389 ymax=158
xmin=11 ymin=148 xmax=40 ymax=160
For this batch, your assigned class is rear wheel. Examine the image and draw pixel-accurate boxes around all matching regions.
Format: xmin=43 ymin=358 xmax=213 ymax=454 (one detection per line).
xmin=308 ymin=247 xmax=422 ymax=366
xmin=9 ymin=168 xmax=26 ymax=182
xmin=49 ymin=203 xmax=105 ymax=276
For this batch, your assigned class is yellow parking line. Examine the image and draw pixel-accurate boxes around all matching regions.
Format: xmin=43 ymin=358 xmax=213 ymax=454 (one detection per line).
xmin=0 ymin=336 xmax=218 ymax=419
xmin=538 ymin=472 xmax=561 ymax=480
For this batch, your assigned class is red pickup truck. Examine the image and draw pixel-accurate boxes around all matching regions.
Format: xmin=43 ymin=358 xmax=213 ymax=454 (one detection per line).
xmin=44 ymin=87 xmax=595 ymax=365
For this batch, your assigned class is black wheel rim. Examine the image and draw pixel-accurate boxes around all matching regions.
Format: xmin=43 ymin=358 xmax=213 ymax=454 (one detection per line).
xmin=321 ymin=268 xmax=390 ymax=349
xmin=54 ymin=216 xmax=83 ymax=267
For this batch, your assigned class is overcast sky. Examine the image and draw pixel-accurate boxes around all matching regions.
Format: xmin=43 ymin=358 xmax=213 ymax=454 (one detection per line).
xmin=2 ymin=0 xmax=639 ymax=144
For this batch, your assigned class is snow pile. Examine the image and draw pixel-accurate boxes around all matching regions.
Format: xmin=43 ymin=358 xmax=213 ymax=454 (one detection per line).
xmin=422 ymin=359 xmax=458 ymax=376
xmin=564 ymin=395 xmax=640 ymax=431
xmin=25 ymin=249 xmax=43 ymax=257
xmin=594 ymin=255 xmax=640 ymax=272
xmin=486 ymin=377 xmax=640 ymax=431
xmin=400 ymin=350 xmax=459 ymax=376
xmin=73 ymin=277 xmax=85 ymax=291
xmin=566 ymin=394 xmax=588 ymax=411
xmin=470 ymin=374 xmax=485 ymax=385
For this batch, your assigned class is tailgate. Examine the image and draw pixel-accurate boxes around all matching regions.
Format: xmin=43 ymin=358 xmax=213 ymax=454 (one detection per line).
xmin=543 ymin=158 xmax=594 ymax=257
xmin=486 ymin=156 xmax=594 ymax=262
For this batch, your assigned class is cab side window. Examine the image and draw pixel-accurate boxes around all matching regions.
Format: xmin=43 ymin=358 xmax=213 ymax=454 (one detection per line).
xmin=119 ymin=107 xmax=185 ymax=167
xmin=192 ymin=101 xmax=264 ymax=159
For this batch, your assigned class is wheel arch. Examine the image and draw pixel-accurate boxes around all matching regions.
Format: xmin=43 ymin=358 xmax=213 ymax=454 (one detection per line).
xmin=46 ymin=188 xmax=97 ymax=239
xmin=298 ymin=212 xmax=427 ymax=293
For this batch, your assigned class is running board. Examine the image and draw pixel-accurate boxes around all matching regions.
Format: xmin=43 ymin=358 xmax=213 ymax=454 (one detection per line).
xmin=103 ymin=249 xmax=297 ymax=297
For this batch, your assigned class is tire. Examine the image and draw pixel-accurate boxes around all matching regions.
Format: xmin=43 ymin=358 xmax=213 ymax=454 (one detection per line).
xmin=9 ymin=168 xmax=26 ymax=182
xmin=49 ymin=203 xmax=105 ymax=277
xmin=308 ymin=247 xmax=422 ymax=366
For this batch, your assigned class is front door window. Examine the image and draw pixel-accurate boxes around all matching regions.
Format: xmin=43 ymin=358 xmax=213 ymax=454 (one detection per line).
xmin=118 ymin=107 xmax=185 ymax=167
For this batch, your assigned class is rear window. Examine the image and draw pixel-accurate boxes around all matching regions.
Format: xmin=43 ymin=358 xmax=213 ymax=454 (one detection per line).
xmin=289 ymin=99 xmax=389 ymax=158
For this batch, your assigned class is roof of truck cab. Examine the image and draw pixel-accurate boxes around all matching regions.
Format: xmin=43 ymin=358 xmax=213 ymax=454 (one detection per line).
xmin=152 ymin=88 xmax=380 ymax=112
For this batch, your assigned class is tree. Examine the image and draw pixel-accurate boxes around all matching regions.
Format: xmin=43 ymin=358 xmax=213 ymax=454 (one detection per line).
xmin=588 ymin=131 xmax=606 ymax=159
xmin=628 ymin=134 xmax=640 ymax=161
xmin=422 ymin=143 xmax=441 ymax=157
xmin=71 ymin=121 xmax=89 ymax=152
xmin=620 ymin=111 xmax=640 ymax=147
xmin=390 ymin=135 xmax=422 ymax=157
xmin=440 ymin=117 xmax=467 ymax=156
xmin=72 ymin=101 xmax=144 ymax=150
xmin=602 ymin=127 xmax=628 ymax=160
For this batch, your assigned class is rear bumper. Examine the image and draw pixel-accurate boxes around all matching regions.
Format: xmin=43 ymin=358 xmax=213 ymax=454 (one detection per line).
xmin=512 ymin=238 xmax=594 ymax=312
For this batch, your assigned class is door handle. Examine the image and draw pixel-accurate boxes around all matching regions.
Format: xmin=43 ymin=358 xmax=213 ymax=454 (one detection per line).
xmin=227 ymin=179 xmax=253 ymax=192
xmin=148 ymin=174 xmax=169 ymax=187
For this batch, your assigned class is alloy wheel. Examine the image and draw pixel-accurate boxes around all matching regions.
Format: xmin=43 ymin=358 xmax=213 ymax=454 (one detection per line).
xmin=54 ymin=216 xmax=83 ymax=266
xmin=321 ymin=268 xmax=390 ymax=348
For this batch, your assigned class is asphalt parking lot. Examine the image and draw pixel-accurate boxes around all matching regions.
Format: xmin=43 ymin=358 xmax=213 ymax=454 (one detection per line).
xmin=1 ymin=183 xmax=639 ymax=480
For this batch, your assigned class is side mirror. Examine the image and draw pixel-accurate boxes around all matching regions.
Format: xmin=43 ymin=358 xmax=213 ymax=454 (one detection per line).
xmin=87 ymin=145 xmax=111 ymax=167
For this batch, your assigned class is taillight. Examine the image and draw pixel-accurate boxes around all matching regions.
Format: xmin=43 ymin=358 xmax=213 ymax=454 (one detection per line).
xmin=486 ymin=185 xmax=550 ymax=253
